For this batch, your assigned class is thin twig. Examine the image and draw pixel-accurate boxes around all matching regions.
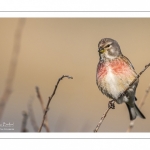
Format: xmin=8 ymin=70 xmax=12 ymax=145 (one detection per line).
xmin=38 ymin=75 xmax=73 ymax=132
xmin=21 ymin=111 xmax=28 ymax=132
xmin=0 ymin=19 xmax=25 ymax=121
xmin=94 ymin=101 xmax=115 ymax=132
xmin=28 ymin=99 xmax=39 ymax=132
xmin=94 ymin=63 xmax=150 ymax=132
xmin=36 ymin=86 xmax=50 ymax=132
xmin=126 ymin=84 xmax=150 ymax=132
xmin=139 ymin=84 xmax=150 ymax=109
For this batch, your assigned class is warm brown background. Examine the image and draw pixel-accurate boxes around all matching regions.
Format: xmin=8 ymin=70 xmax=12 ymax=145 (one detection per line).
xmin=0 ymin=18 xmax=150 ymax=132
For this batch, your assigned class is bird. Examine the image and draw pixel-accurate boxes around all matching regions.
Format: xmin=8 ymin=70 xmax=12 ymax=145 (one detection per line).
xmin=96 ymin=38 xmax=145 ymax=120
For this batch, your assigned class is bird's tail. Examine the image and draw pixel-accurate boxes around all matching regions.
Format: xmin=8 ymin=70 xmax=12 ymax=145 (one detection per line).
xmin=126 ymin=103 xmax=146 ymax=120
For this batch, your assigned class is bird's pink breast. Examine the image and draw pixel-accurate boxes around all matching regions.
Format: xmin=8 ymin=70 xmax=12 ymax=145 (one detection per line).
xmin=97 ymin=59 xmax=132 ymax=80
xmin=96 ymin=58 xmax=137 ymax=100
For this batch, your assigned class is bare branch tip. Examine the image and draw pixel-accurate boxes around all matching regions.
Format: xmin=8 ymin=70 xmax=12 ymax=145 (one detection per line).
xmin=145 ymin=63 xmax=150 ymax=68
xmin=68 ymin=76 xmax=73 ymax=79
xmin=63 ymin=75 xmax=73 ymax=79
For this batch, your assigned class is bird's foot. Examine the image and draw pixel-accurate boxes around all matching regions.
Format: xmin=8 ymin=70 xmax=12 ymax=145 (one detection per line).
xmin=108 ymin=100 xmax=115 ymax=109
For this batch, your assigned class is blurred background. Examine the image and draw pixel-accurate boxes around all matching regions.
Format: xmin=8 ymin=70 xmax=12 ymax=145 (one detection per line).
xmin=0 ymin=18 xmax=150 ymax=132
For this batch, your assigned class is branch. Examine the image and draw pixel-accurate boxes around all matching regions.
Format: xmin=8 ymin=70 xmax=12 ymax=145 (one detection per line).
xmin=38 ymin=75 xmax=73 ymax=132
xmin=35 ymin=86 xmax=50 ymax=132
xmin=28 ymin=99 xmax=39 ymax=132
xmin=94 ymin=62 xmax=150 ymax=132
xmin=0 ymin=19 xmax=25 ymax=121
xmin=126 ymin=84 xmax=150 ymax=132
xmin=119 ymin=63 xmax=150 ymax=98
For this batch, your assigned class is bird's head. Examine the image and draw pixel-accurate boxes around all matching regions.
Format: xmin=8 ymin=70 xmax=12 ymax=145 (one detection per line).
xmin=98 ymin=38 xmax=122 ymax=60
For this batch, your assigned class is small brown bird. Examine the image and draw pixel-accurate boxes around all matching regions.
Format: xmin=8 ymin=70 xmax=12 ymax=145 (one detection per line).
xmin=96 ymin=38 xmax=145 ymax=120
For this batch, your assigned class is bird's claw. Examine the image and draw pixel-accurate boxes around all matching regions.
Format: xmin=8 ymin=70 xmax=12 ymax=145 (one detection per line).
xmin=108 ymin=100 xmax=115 ymax=109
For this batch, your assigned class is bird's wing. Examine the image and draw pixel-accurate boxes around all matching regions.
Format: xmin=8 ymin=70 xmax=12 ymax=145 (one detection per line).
xmin=121 ymin=55 xmax=136 ymax=73
xmin=121 ymin=54 xmax=139 ymax=86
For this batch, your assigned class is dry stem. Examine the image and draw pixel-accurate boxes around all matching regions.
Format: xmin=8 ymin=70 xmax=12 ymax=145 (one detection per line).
xmin=21 ymin=111 xmax=28 ymax=132
xmin=94 ymin=101 xmax=115 ymax=132
xmin=36 ymin=86 xmax=50 ymax=132
xmin=38 ymin=75 xmax=73 ymax=132
xmin=94 ymin=63 xmax=150 ymax=132
xmin=28 ymin=99 xmax=39 ymax=132
xmin=0 ymin=19 xmax=25 ymax=121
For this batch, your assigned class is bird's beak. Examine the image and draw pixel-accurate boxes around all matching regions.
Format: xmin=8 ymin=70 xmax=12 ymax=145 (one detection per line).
xmin=98 ymin=47 xmax=105 ymax=54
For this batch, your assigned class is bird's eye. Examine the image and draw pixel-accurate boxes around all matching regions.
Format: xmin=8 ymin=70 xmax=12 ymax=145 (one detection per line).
xmin=105 ymin=44 xmax=110 ymax=48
